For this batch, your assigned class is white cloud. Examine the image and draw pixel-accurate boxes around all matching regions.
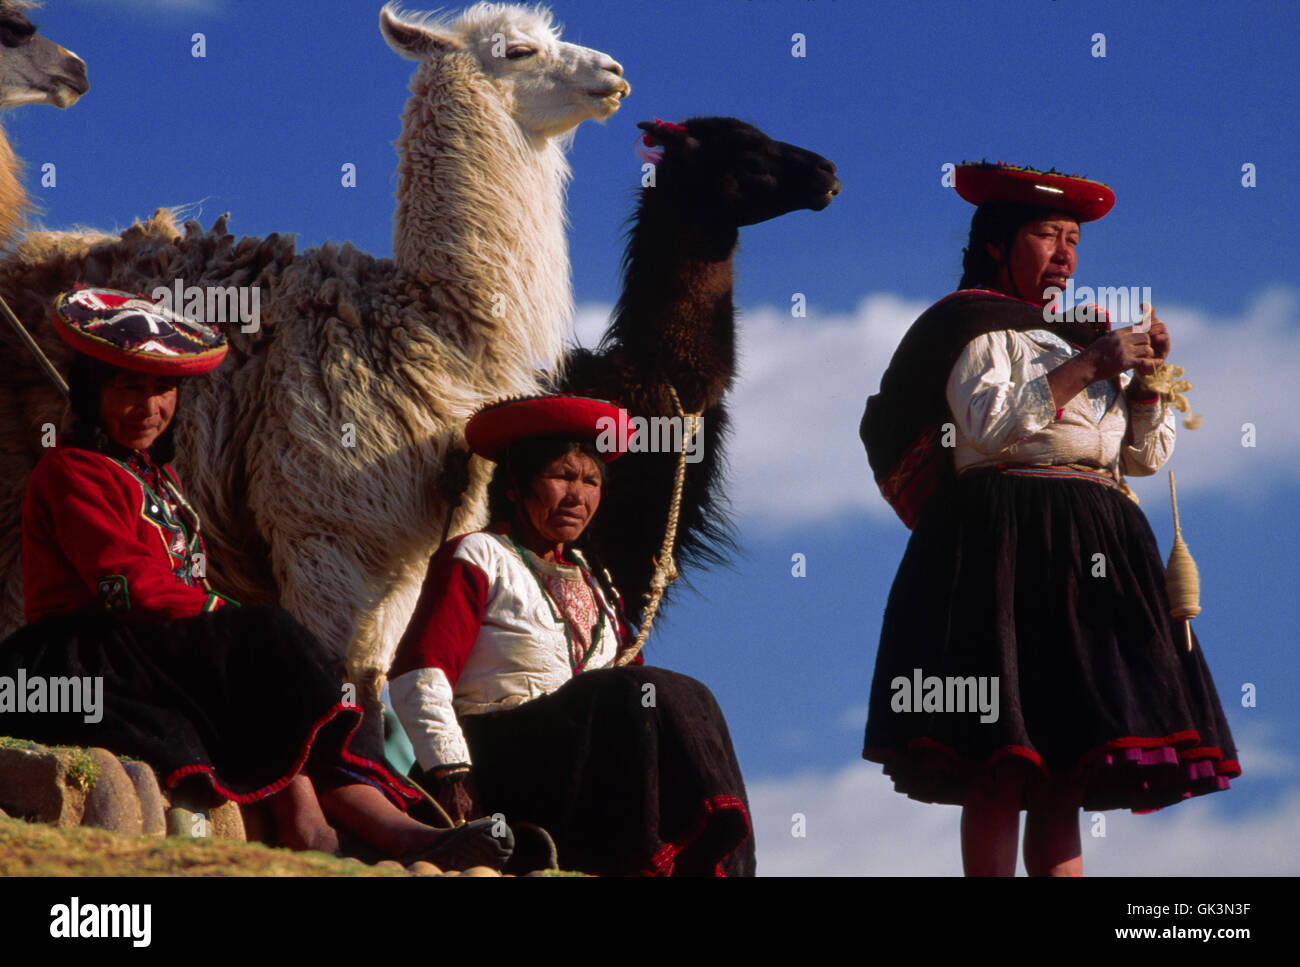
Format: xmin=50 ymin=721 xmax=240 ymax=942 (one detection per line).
xmin=574 ymin=303 xmax=612 ymax=350
xmin=836 ymin=704 xmax=869 ymax=731
xmin=576 ymin=286 xmax=1300 ymax=532
xmin=727 ymin=294 xmax=921 ymax=525
xmin=1228 ymin=719 xmax=1297 ymax=779
xmin=748 ymin=759 xmax=1300 ymax=876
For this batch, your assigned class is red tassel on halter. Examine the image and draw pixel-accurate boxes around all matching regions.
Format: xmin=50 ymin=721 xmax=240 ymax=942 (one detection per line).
xmin=640 ymin=117 xmax=688 ymax=146
xmin=636 ymin=118 xmax=688 ymax=165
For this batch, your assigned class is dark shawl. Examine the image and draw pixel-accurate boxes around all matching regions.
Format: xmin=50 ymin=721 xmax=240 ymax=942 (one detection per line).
xmin=860 ymin=289 xmax=1110 ymax=528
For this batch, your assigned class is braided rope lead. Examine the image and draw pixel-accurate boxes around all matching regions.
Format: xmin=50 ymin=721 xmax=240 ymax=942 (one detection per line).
xmin=0 ymin=291 xmax=70 ymax=398
xmin=615 ymin=385 xmax=701 ymax=667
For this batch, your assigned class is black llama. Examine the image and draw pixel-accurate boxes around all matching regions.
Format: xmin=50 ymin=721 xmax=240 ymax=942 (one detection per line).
xmin=559 ymin=116 xmax=840 ymax=626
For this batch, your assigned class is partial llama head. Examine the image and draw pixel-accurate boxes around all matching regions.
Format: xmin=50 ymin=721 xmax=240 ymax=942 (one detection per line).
xmin=638 ymin=117 xmax=841 ymax=228
xmin=0 ymin=1 xmax=89 ymax=245
xmin=380 ymin=3 xmax=628 ymax=141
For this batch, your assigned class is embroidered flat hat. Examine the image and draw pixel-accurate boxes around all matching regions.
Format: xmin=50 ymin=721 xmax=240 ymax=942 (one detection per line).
xmin=51 ymin=287 xmax=228 ymax=375
xmin=466 ymin=395 xmax=628 ymax=463
xmin=955 ymin=161 xmax=1115 ymax=222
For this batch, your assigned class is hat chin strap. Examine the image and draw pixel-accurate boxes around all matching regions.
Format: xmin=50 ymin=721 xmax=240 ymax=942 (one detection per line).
xmin=987 ymin=237 xmax=1026 ymax=302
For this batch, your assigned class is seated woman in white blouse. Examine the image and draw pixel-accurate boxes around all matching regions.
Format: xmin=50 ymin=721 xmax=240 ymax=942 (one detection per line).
xmin=388 ymin=395 xmax=755 ymax=876
xmin=860 ymin=162 xmax=1239 ymax=877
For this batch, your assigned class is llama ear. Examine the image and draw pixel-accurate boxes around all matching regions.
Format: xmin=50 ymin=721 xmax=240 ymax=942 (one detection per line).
xmin=380 ymin=7 xmax=463 ymax=60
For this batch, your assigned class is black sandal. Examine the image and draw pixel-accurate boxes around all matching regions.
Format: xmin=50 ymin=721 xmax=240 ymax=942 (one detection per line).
xmin=404 ymin=816 xmax=515 ymax=871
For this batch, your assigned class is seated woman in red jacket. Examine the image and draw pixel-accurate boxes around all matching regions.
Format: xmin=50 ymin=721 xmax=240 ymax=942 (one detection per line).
xmin=1 ymin=287 xmax=510 ymax=869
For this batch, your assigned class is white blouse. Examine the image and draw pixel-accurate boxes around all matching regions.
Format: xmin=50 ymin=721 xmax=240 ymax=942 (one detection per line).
xmin=945 ymin=329 xmax=1175 ymax=476
xmin=389 ymin=531 xmax=624 ymax=771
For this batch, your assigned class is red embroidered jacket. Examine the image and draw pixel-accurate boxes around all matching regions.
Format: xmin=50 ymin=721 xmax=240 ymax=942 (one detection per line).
xmin=22 ymin=440 xmax=235 ymax=623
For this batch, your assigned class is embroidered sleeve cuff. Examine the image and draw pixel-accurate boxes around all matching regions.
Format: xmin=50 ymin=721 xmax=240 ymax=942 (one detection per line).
xmin=203 ymin=591 xmax=239 ymax=611
xmin=431 ymin=764 xmax=472 ymax=781
xmin=389 ymin=666 xmax=472 ymax=770
xmin=1121 ymin=397 xmax=1176 ymax=476
xmin=1127 ymin=395 xmax=1167 ymax=430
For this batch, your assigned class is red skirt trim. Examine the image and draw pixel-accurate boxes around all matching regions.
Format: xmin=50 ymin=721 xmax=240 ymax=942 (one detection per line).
xmin=864 ymin=726 xmax=1242 ymax=789
xmin=644 ymin=794 xmax=753 ymax=877
xmin=164 ymin=701 xmax=423 ymax=808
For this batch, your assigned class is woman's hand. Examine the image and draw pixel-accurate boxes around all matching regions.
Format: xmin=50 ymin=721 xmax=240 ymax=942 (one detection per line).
xmin=434 ymin=770 xmax=483 ymax=825
xmin=1124 ymin=310 xmax=1172 ymax=400
xmin=1047 ymin=312 xmax=1170 ymax=411
xmin=1084 ymin=325 xmax=1158 ymax=380
xmin=1144 ymin=308 xmax=1171 ymax=366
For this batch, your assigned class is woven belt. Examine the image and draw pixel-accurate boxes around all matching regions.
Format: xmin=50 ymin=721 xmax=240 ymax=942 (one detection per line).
xmin=958 ymin=462 xmax=1121 ymax=490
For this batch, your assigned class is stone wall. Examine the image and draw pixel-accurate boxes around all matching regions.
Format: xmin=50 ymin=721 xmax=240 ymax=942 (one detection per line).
xmin=0 ymin=738 xmax=244 ymax=841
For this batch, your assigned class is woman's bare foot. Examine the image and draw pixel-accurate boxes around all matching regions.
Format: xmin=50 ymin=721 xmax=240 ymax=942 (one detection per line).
xmin=284 ymin=821 xmax=341 ymax=855
xmin=267 ymin=775 xmax=341 ymax=854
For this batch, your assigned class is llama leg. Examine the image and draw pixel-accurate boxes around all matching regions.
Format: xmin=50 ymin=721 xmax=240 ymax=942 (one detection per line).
xmin=267 ymin=532 xmax=395 ymax=762
xmin=353 ymin=555 xmax=446 ymax=703
xmin=269 ymin=533 xmax=367 ymax=682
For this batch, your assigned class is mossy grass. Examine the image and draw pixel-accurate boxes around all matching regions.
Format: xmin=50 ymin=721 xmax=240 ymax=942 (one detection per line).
xmin=65 ymin=748 xmax=99 ymax=791
xmin=0 ymin=815 xmax=402 ymax=877
xmin=0 ymin=737 xmax=102 ymax=790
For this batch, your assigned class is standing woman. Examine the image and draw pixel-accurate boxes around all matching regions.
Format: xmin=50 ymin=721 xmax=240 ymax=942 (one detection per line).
xmin=389 ymin=395 xmax=755 ymax=876
xmin=859 ymin=164 xmax=1239 ymax=876
xmin=1 ymin=288 xmax=510 ymax=869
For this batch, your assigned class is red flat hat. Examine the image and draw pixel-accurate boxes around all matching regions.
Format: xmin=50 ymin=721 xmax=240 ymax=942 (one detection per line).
xmin=466 ymin=395 xmax=628 ymax=462
xmin=52 ymin=287 xmax=228 ymax=376
xmin=955 ymin=162 xmax=1115 ymax=222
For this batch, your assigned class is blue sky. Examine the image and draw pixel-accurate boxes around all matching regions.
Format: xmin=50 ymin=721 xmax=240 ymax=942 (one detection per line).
xmin=13 ymin=0 xmax=1298 ymax=875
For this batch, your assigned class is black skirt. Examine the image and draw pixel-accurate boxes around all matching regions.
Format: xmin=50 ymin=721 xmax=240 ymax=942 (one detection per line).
xmin=455 ymin=666 xmax=755 ymax=876
xmin=0 ymin=605 xmax=419 ymax=809
xmin=862 ymin=471 xmax=1240 ymax=812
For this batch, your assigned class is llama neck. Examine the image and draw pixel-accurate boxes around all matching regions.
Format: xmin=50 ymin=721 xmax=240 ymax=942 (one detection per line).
xmin=611 ymin=199 xmax=739 ymax=412
xmin=0 ymin=133 xmax=28 ymax=248
xmin=391 ymin=57 xmax=574 ymax=389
